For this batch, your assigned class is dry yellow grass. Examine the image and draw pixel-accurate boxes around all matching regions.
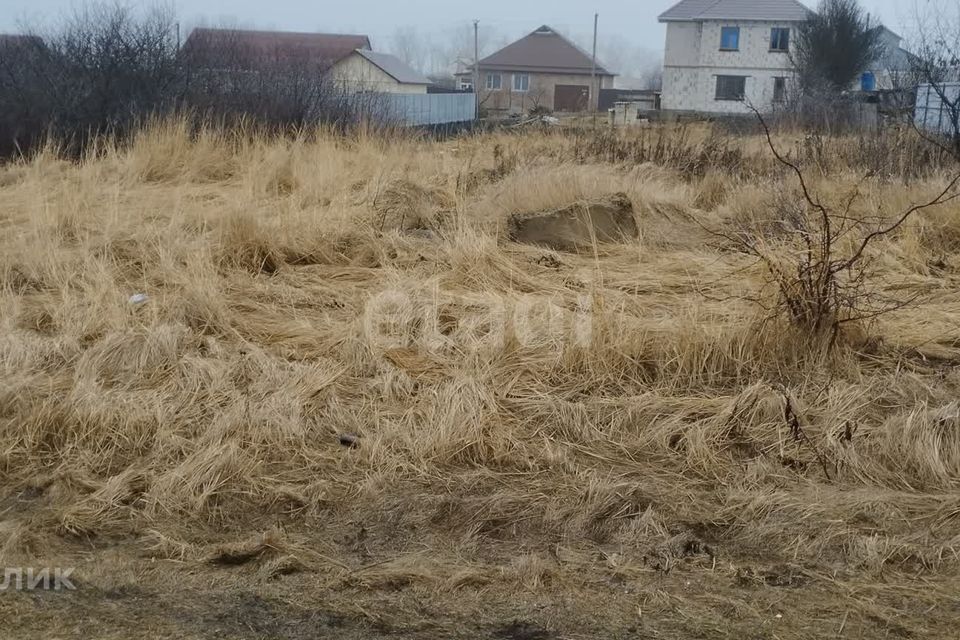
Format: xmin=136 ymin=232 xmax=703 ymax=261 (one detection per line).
xmin=1 ymin=120 xmax=960 ymax=638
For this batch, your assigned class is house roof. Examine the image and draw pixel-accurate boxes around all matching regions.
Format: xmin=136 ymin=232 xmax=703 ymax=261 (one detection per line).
xmin=469 ymin=25 xmax=613 ymax=76
xmin=878 ymin=25 xmax=902 ymax=41
xmin=659 ymin=0 xmax=812 ymax=22
xmin=182 ymin=28 xmax=371 ymax=69
xmin=353 ymin=49 xmax=430 ymax=84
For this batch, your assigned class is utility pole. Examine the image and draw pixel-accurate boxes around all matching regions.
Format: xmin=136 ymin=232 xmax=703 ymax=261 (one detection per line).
xmin=473 ymin=20 xmax=480 ymax=121
xmin=591 ymin=12 xmax=598 ymax=123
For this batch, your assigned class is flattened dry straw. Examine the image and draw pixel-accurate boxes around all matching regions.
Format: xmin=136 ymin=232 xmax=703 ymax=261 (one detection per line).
xmin=1 ymin=119 xmax=960 ymax=637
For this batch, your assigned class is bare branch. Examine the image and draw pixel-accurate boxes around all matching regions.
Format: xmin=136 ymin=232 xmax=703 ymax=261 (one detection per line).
xmin=837 ymin=172 xmax=960 ymax=271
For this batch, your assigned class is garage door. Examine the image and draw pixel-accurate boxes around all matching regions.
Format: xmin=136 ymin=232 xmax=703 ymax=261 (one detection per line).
xmin=554 ymin=85 xmax=589 ymax=112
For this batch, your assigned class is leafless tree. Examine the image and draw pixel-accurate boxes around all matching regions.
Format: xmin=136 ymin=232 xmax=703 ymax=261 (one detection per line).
xmin=0 ymin=2 xmax=181 ymax=158
xmin=595 ymin=36 xmax=662 ymax=90
xmin=0 ymin=2 xmax=385 ymax=160
xmin=910 ymin=0 xmax=960 ymax=156
xmin=639 ymin=63 xmax=664 ymax=91
xmin=524 ymin=77 xmax=551 ymax=115
xmin=383 ymin=23 xmax=506 ymax=84
xmin=435 ymin=23 xmax=502 ymax=77
xmin=0 ymin=36 xmax=53 ymax=157
xmin=711 ymin=106 xmax=960 ymax=343
xmin=389 ymin=26 xmax=428 ymax=73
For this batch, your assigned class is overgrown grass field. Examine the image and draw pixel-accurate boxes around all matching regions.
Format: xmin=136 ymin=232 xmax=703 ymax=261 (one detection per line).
xmin=1 ymin=120 xmax=959 ymax=638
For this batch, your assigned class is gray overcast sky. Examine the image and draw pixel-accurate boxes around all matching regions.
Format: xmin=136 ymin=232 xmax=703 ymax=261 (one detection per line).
xmin=0 ymin=0 xmax=919 ymax=55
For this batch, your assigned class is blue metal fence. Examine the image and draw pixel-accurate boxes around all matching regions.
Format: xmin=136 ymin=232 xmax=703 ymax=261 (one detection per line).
xmin=359 ymin=93 xmax=476 ymax=127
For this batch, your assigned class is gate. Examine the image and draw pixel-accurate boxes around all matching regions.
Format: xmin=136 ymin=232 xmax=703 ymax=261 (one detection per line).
xmin=554 ymin=85 xmax=589 ymax=112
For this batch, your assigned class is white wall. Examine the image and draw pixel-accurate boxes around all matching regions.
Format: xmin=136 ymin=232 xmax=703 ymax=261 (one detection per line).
xmin=664 ymin=22 xmax=702 ymax=68
xmin=696 ymin=22 xmax=795 ymax=70
xmin=663 ymin=67 xmax=790 ymax=113
xmin=662 ymin=20 xmax=798 ymax=114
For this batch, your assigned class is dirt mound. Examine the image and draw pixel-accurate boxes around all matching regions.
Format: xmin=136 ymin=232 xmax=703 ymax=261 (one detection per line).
xmin=507 ymin=193 xmax=638 ymax=252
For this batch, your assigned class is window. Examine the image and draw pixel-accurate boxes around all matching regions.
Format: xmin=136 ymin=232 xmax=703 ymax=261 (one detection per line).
xmin=861 ymin=72 xmax=876 ymax=91
xmin=720 ymin=27 xmax=740 ymax=51
xmin=485 ymin=73 xmax=502 ymax=90
xmin=715 ymin=75 xmax=747 ymax=101
xmin=773 ymin=76 xmax=787 ymax=102
xmin=770 ymin=28 xmax=790 ymax=52
xmin=512 ymin=73 xmax=530 ymax=92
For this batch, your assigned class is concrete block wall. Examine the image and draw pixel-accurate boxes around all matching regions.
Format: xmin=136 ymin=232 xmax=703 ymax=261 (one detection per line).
xmin=662 ymin=20 xmax=797 ymax=114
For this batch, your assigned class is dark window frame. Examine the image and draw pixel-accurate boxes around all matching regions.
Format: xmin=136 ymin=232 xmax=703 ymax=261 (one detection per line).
xmin=715 ymin=75 xmax=747 ymax=101
xmin=770 ymin=27 xmax=790 ymax=52
xmin=773 ymin=76 xmax=787 ymax=102
xmin=720 ymin=26 xmax=740 ymax=51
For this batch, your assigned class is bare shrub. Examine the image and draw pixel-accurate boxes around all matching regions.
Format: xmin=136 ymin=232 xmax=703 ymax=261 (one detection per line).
xmin=573 ymin=125 xmax=745 ymax=178
xmin=713 ymin=109 xmax=960 ymax=342
xmin=692 ymin=171 xmax=730 ymax=211
xmin=0 ymin=3 xmax=182 ymax=159
xmin=787 ymin=123 xmax=957 ymax=180
xmin=0 ymin=4 xmax=386 ymax=161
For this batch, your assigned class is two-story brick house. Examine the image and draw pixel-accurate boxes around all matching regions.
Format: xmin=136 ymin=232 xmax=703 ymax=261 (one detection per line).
xmin=659 ymin=0 xmax=812 ymax=114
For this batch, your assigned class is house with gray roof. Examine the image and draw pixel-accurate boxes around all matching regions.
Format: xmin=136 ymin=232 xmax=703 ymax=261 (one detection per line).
xmin=659 ymin=0 xmax=812 ymax=114
xmin=456 ymin=25 xmax=615 ymax=114
xmin=331 ymin=49 xmax=430 ymax=94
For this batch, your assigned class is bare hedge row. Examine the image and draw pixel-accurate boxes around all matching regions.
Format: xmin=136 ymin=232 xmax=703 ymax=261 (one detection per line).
xmin=0 ymin=5 xmax=372 ymax=160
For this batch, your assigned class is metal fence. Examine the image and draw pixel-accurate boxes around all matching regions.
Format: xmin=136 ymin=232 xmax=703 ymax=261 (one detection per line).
xmin=356 ymin=93 xmax=476 ymax=127
xmin=915 ymin=83 xmax=960 ymax=134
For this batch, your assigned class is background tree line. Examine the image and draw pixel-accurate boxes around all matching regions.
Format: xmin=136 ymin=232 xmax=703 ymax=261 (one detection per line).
xmin=0 ymin=3 xmax=374 ymax=160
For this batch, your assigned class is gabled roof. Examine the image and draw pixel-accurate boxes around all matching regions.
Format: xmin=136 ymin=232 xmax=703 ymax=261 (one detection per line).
xmin=353 ymin=49 xmax=430 ymax=85
xmin=659 ymin=0 xmax=812 ymax=22
xmin=472 ymin=25 xmax=613 ymax=76
xmin=182 ymin=28 xmax=371 ymax=69
xmin=877 ymin=25 xmax=902 ymax=43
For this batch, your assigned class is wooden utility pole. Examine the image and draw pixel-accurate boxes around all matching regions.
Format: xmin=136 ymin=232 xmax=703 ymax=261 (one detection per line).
xmin=591 ymin=13 xmax=599 ymax=122
xmin=473 ymin=20 xmax=480 ymax=120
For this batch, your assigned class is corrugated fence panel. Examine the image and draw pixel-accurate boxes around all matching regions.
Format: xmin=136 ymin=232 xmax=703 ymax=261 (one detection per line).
xmin=356 ymin=93 xmax=476 ymax=126
xmin=915 ymin=83 xmax=960 ymax=135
